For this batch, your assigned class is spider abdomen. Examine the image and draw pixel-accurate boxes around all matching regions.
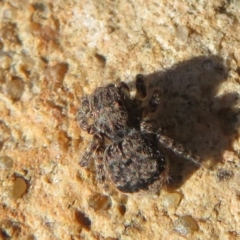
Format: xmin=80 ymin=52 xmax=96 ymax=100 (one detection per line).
xmin=104 ymin=132 xmax=166 ymax=193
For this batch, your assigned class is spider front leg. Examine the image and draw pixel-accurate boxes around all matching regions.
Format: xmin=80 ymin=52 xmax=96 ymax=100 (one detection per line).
xmin=149 ymin=89 xmax=162 ymax=112
xmin=157 ymin=134 xmax=201 ymax=166
xmin=118 ymin=81 xmax=130 ymax=98
xmin=80 ymin=134 xmax=103 ymax=167
xmin=77 ymin=97 xmax=96 ymax=134
xmin=135 ymin=74 xmax=147 ymax=99
xmin=142 ymin=88 xmax=162 ymax=115
xmin=94 ymin=147 xmax=111 ymax=191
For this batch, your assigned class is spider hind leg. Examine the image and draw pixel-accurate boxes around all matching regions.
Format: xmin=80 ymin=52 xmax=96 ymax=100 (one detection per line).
xmin=157 ymin=134 xmax=201 ymax=166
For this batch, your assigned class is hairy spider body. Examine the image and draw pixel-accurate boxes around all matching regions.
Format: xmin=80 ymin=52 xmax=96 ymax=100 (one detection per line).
xmin=104 ymin=130 xmax=166 ymax=193
xmin=78 ymin=83 xmax=139 ymax=140
xmin=77 ymin=77 xmax=200 ymax=193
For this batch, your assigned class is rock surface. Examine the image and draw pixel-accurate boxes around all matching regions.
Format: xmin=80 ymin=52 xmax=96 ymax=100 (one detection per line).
xmin=0 ymin=0 xmax=240 ymax=239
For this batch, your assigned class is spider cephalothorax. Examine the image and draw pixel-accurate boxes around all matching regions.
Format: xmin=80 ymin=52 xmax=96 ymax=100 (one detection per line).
xmin=78 ymin=82 xmax=140 ymax=140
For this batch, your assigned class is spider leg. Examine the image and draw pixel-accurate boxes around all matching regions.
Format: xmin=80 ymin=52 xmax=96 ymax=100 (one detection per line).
xmin=77 ymin=97 xmax=95 ymax=133
xmin=140 ymin=88 xmax=162 ymax=132
xmin=80 ymin=134 xmax=102 ymax=167
xmin=95 ymin=147 xmax=111 ymax=191
xmin=140 ymin=119 xmax=160 ymax=132
xmin=149 ymin=89 xmax=162 ymax=112
xmin=157 ymin=134 xmax=202 ymax=166
xmin=77 ymin=112 xmax=92 ymax=133
xmin=135 ymin=74 xmax=147 ymax=99
xmin=118 ymin=81 xmax=130 ymax=97
xmin=94 ymin=147 xmax=105 ymax=183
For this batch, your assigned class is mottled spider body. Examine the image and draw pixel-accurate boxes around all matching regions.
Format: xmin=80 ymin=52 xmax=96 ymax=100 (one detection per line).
xmin=104 ymin=130 xmax=166 ymax=192
xmin=77 ymin=77 xmax=200 ymax=193
xmin=78 ymin=83 xmax=139 ymax=140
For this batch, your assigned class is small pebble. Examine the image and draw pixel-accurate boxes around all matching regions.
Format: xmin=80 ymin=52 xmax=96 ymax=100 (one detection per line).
xmin=44 ymin=63 xmax=68 ymax=83
xmin=117 ymin=204 xmax=126 ymax=216
xmin=0 ymin=156 xmax=13 ymax=170
xmin=176 ymin=26 xmax=189 ymax=42
xmin=40 ymin=26 xmax=58 ymax=42
xmin=75 ymin=210 xmax=91 ymax=231
xmin=88 ymin=193 xmax=112 ymax=211
xmin=3 ymin=8 xmax=18 ymax=19
xmin=162 ymin=192 xmax=183 ymax=209
xmin=174 ymin=215 xmax=198 ymax=235
xmin=0 ymin=220 xmax=21 ymax=238
xmin=52 ymin=131 xmax=70 ymax=153
xmin=0 ymin=55 xmax=12 ymax=69
xmin=0 ymin=23 xmax=19 ymax=43
xmin=0 ymin=121 xmax=11 ymax=142
xmin=29 ymin=22 xmax=42 ymax=36
xmin=6 ymin=78 xmax=25 ymax=100
xmin=12 ymin=177 xmax=27 ymax=199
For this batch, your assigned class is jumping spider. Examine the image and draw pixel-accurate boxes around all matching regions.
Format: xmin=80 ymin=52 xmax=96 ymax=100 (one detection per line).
xmin=77 ymin=75 xmax=200 ymax=193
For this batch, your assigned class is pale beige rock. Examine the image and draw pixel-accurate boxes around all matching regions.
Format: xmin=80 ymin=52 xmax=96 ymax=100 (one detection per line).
xmin=162 ymin=192 xmax=183 ymax=210
xmin=0 ymin=0 xmax=240 ymax=239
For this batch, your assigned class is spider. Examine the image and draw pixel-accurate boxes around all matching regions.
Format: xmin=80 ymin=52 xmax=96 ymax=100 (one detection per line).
xmin=77 ymin=75 xmax=200 ymax=193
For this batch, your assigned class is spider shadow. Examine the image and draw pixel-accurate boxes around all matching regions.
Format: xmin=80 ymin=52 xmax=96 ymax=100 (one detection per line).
xmin=129 ymin=55 xmax=239 ymax=190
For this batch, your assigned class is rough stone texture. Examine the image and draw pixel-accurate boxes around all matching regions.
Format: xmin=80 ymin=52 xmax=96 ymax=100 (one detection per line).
xmin=0 ymin=0 xmax=240 ymax=239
